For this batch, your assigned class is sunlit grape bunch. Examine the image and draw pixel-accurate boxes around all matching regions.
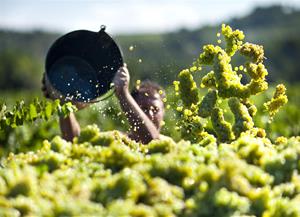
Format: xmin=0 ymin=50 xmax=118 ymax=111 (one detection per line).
xmin=173 ymin=24 xmax=288 ymax=142
xmin=1 ymin=124 xmax=299 ymax=216
xmin=264 ymin=84 xmax=288 ymax=119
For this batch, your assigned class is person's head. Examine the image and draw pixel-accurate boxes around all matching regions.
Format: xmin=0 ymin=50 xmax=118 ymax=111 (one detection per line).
xmin=131 ymin=80 xmax=165 ymax=130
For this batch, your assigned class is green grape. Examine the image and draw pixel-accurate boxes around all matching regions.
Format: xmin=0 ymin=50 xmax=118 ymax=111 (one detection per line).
xmin=200 ymin=71 xmax=216 ymax=88
xmin=214 ymin=188 xmax=250 ymax=214
xmin=9 ymin=196 xmax=38 ymax=216
xmin=143 ymin=178 xmax=184 ymax=215
xmin=178 ymin=69 xmax=199 ymax=106
xmin=228 ymin=98 xmax=254 ymax=137
xmin=248 ymin=186 xmax=272 ymax=217
xmin=50 ymin=136 xmax=71 ymax=153
xmin=240 ymin=42 xmax=264 ymax=64
xmin=129 ymin=204 xmax=156 ymax=217
xmin=196 ymin=44 xmax=217 ymax=65
xmin=264 ymin=84 xmax=288 ymax=118
xmin=91 ymin=168 xmax=146 ymax=205
xmin=221 ymin=24 xmax=245 ymax=56
xmin=77 ymin=124 xmax=100 ymax=143
xmin=90 ymin=131 xmax=115 ymax=147
xmin=179 ymin=114 xmax=204 ymax=143
xmin=7 ymin=181 xmax=32 ymax=198
xmin=0 ymin=207 xmax=20 ymax=217
xmin=211 ymin=108 xmax=235 ymax=142
xmin=245 ymin=62 xmax=268 ymax=81
xmin=198 ymin=89 xmax=217 ymax=118
xmin=241 ymin=99 xmax=257 ymax=117
xmin=147 ymin=137 xmax=176 ymax=154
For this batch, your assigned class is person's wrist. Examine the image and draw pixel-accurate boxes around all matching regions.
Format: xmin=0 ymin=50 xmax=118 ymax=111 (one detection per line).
xmin=73 ymin=101 xmax=89 ymax=110
xmin=115 ymin=85 xmax=129 ymax=96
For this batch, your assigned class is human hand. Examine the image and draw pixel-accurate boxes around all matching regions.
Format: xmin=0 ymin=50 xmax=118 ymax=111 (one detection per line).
xmin=41 ymin=72 xmax=88 ymax=110
xmin=113 ymin=64 xmax=130 ymax=94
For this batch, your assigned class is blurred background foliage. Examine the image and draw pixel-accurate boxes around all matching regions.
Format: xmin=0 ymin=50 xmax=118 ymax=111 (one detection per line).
xmin=0 ymin=5 xmax=299 ymax=156
xmin=1 ymin=5 xmax=300 ymax=89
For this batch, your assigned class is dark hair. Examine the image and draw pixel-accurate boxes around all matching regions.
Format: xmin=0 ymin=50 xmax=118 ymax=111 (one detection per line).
xmin=131 ymin=80 xmax=165 ymax=100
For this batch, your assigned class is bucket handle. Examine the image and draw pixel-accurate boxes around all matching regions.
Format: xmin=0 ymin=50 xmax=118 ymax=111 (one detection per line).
xmin=99 ymin=25 xmax=106 ymax=32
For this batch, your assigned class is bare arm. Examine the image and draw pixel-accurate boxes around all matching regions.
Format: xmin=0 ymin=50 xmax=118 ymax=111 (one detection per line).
xmin=42 ymin=73 xmax=83 ymax=142
xmin=113 ymin=66 xmax=159 ymax=143
xmin=59 ymin=113 xmax=80 ymax=142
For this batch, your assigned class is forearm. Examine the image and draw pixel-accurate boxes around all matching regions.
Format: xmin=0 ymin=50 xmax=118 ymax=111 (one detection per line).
xmin=116 ymin=89 xmax=159 ymax=143
xmin=59 ymin=112 xmax=80 ymax=142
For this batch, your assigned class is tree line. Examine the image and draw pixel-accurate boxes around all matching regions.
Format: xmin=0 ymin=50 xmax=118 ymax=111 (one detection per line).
xmin=0 ymin=5 xmax=299 ymax=91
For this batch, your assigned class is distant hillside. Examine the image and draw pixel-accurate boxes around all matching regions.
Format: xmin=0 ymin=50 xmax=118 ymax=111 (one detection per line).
xmin=0 ymin=5 xmax=299 ymax=90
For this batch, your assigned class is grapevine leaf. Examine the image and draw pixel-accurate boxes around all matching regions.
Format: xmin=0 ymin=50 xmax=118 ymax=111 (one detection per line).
xmin=29 ymin=104 xmax=38 ymax=121
xmin=44 ymin=102 xmax=53 ymax=120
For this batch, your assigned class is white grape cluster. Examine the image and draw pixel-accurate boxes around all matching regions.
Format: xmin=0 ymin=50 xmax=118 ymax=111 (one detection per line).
xmin=0 ymin=124 xmax=300 ymax=217
xmin=173 ymin=24 xmax=287 ymax=142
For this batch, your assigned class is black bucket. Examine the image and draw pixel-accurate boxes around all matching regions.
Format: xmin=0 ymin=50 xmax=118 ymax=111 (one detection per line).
xmin=45 ymin=25 xmax=123 ymax=103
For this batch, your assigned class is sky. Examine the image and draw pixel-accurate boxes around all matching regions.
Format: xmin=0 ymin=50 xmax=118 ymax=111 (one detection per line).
xmin=1 ymin=0 xmax=300 ymax=34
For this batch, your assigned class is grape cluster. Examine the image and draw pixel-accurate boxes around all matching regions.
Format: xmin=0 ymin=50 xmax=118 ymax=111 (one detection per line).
xmin=264 ymin=84 xmax=288 ymax=119
xmin=0 ymin=125 xmax=299 ymax=216
xmin=173 ymin=24 xmax=287 ymax=142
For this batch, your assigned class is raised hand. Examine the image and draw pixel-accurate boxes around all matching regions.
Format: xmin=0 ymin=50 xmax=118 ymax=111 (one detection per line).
xmin=113 ymin=64 xmax=130 ymax=95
